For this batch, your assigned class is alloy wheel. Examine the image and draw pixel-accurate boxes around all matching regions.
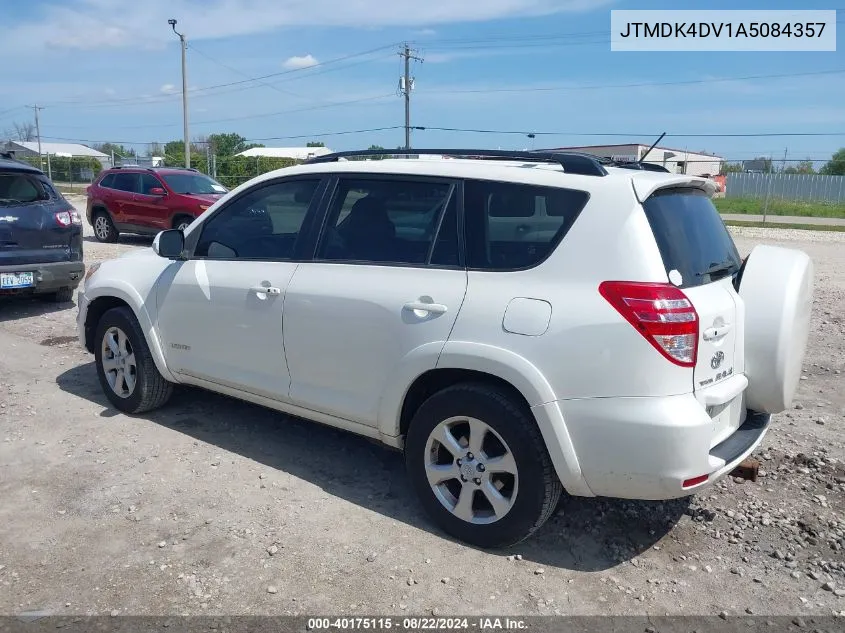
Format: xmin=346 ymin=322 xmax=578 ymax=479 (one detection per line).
xmin=423 ymin=416 xmax=519 ymax=524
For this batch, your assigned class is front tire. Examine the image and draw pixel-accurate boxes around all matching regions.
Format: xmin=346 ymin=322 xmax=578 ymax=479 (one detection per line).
xmin=94 ymin=307 xmax=173 ymax=414
xmin=405 ymin=382 xmax=562 ymax=549
xmin=173 ymin=215 xmax=193 ymax=232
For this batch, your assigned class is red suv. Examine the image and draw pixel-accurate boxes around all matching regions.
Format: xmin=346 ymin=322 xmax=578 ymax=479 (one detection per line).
xmin=86 ymin=167 xmax=228 ymax=242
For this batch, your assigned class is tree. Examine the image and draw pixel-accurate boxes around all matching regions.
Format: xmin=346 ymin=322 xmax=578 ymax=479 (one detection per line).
xmin=148 ymin=142 xmax=164 ymax=157
xmin=93 ymin=142 xmax=135 ymax=158
xmin=367 ymin=144 xmax=386 ymax=160
xmin=783 ymin=159 xmax=815 ymax=175
xmin=719 ymin=162 xmax=743 ymax=175
xmin=820 ymin=149 xmax=845 ymax=176
xmin=205 ymin=133 xmax=262 ymax=157
xmin=306 ymin=141 xmax=325 ymax=147
xmin=7 ymin=121 xmax=36 ymax=142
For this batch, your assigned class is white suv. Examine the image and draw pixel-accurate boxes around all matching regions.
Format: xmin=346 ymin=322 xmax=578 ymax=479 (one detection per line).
xmin=78 ymin=149 xmax=814 ymax=548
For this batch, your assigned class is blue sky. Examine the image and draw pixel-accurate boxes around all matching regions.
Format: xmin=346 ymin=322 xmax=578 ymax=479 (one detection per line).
xmin=1 ymin=0 xmax=844 ymax=166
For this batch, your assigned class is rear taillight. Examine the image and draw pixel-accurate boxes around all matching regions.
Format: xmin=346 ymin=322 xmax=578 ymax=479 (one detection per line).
xmin=599 ymin=281 xmax=699 ymax=367
xmin=55 ymin=209 xmax=82 ymax=227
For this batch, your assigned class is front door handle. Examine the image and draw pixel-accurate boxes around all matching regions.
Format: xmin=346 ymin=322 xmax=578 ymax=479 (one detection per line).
xmin=703 ymin=322 xmax=732 ymax=341
xmin=403 ymin=301 xmax=448 ymax=315
xmin=250 ymin=285 xmax=281 ymax=296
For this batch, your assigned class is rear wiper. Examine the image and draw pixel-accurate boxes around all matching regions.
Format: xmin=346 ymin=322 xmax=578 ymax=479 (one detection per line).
xmin=697 ymin=260 xmax=738 ymax=278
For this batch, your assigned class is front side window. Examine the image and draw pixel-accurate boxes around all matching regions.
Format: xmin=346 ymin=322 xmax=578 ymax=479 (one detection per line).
xmin=317 ymin=178 xmax=455 ymax=265
xmin=464 ymin=180 xmax=589 ymax=270
xmin=161 ymin=172 xmax=227 ymax=195
xmin=194 ymin=178 xmax=321 ymax=260
xmin=140 ymin=173 xmax=164 ymax=195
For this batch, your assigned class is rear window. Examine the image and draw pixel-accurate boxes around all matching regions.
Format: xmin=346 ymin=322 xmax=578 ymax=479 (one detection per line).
xmin=642 ymin=188 xmax=741 ymax=289
xmin=0 ymin=171 xmax=50 ymax=205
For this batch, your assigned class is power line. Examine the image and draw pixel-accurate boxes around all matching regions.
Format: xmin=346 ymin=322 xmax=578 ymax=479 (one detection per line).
xmin=42 ymin=43 xmax=401 ymax=109
xmin=40 ymin=125 xmax=404 ymax=146
xmin=187 ymin=43 xmax=305 ymax=99
xmin=421 ymin=68 xmax=845 ymax=95
xmin=414 ymin=126 xmax=845 ymax=138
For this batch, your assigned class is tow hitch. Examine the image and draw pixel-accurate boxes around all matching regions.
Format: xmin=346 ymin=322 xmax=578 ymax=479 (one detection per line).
xmin=730 ymin=458 xmax=760 ymax=482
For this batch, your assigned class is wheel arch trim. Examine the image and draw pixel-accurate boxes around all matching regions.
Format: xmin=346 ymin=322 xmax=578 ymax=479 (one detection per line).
xmin=84 ymin=284 xmax=177 ymax=383
xmin=382 ymin=341 xmax=592 ymax=497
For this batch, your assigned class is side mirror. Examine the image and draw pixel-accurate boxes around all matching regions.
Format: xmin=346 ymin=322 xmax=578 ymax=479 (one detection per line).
xmin=149 ymin=187 xmax=167 ymax=196
xmin=152 ymin=229 xmax=185 ymax=259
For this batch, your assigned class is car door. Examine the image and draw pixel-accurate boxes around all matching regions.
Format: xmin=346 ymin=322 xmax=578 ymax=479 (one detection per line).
xmin=283 ymin=175 xmax=467 ymax=427
xmin=155 ymin=176 xmax=328 ymax=400
xmin=135 ymin=173 xmax=171 ymax=230
xmin=109 ymin=172 xmax=141 ymax=228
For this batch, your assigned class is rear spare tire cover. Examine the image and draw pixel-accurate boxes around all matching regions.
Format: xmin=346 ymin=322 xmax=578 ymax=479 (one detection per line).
xmin=739 ymin=244 xmax=814 ymax=414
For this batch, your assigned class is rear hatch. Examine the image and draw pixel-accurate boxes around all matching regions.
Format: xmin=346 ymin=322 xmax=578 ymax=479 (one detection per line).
xmin=641 ymin=187 xmax=746 ymax=447
xmin=0 ymin=170 xmax=80 ymax=267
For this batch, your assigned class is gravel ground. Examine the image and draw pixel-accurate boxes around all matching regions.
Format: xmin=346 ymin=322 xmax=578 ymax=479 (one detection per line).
xmin=0 ymin=198 xmax=842 ymax=617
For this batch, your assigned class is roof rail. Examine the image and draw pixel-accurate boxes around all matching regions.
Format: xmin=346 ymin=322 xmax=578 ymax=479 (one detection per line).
xmin=303 ymin=148 xmax=609 ymax=177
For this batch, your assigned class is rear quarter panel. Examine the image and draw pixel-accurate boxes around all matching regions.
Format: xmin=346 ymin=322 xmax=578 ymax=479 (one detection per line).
xmin=441 ymin=175 xmax=692 ymax=402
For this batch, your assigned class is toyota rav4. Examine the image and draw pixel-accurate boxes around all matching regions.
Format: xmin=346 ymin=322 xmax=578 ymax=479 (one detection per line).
xmin=77 ymin=149 xmax=814 ymax=548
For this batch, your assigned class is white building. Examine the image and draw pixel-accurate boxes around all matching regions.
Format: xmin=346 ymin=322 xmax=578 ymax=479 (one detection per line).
xmin=550 ymin=144 xmax=723 ymax=178
xmin=236 ymin=146 xmax=333 ymax=160
xmin=3 ymin=140 xmax=110 ymax=166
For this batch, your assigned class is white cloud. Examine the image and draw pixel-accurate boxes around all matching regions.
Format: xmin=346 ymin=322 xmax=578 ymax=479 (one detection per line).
xmin=160 ymin=83 xmax=178 ymax=94
xmin=283 ymin=54 xmax=319 ymax=70
xmin=7 ymin=0 xmax=615 ymax=51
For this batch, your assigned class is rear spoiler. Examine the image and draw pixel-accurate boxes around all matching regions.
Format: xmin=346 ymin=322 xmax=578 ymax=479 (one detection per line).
xmin=631 ymin=175 xmax=717 ymax=203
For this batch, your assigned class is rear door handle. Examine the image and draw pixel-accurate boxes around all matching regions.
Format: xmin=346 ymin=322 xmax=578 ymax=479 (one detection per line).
xmin=250 ymin=285 xmax=281 ymax=296
xmin=703 ymin=323 xmax=732 ymax=341
xmin=403 ymin=301 xmax=448 ymax=315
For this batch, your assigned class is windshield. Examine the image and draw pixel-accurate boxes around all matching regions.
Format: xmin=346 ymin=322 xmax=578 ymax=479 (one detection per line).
xmin=0 ymin=172 xmax=49 ymax=206
xmin=161 ymin=173 xmax=227 ymax=195
xmin=642 ymin=187 xmax=742 ymax=289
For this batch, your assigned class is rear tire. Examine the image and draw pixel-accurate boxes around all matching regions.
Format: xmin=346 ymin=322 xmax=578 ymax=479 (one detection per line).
xmin=93 ymin=211 xmax=118 ymax=243
xmin=41 ymin=286 xmax=74 ymax=303
xmin=405 ymin=382 xmax=562 ymax=549
xmin=94 ymin=307 xmax=173 ymax=414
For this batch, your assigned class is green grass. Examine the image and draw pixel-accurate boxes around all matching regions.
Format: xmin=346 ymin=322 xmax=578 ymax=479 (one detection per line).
xmin=714 ymin=197 xmax=845 ymax=218
xmin=724 ymin=220 xmax=845 ymax=232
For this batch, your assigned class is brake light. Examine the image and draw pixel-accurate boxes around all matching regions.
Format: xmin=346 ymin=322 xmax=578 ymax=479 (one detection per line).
xmin=599 ymin=281 xmax=699 ymax=367
xmin=55 ymin=209 xmax=82 ymax=227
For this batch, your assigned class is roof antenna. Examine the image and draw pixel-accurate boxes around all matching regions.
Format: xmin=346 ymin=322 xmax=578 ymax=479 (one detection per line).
xmin=638 ymin=132 xmax=666 ymax=164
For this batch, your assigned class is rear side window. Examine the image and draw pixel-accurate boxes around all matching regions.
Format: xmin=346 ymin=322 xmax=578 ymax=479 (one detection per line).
xmin=464 ymin=180 xmax=589 ymax=270
xmin=317 ymin=178 xmax=455 ymax=266
xmin=642 ymin=188 xmax=741 ymax=289
xmin=111 ymin=173 xmax=139 ymax=193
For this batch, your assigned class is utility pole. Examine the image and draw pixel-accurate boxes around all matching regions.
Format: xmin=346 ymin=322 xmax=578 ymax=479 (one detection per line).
xmin=32 ymin=105 xmax=44 ymax=171
xmin=169 ymin=19 xmax=190 ymax=168
xmin=399 ymin=44 xmax=423 ymax=150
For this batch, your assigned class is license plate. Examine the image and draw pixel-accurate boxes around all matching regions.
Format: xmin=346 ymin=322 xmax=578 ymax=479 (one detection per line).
xmin=0 ymin=272 xmax=34 ymax=288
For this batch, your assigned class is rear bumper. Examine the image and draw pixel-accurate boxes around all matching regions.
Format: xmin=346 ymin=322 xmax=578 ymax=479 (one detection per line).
xmin=0 ymin=260 xmax=85 ymax=295
xmin=557 ymin=393 xmax=770 ymax=500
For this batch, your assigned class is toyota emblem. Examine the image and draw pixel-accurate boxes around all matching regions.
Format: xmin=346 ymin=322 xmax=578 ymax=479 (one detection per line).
xmin=711 ymin=351 xmax=725 ymax=370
